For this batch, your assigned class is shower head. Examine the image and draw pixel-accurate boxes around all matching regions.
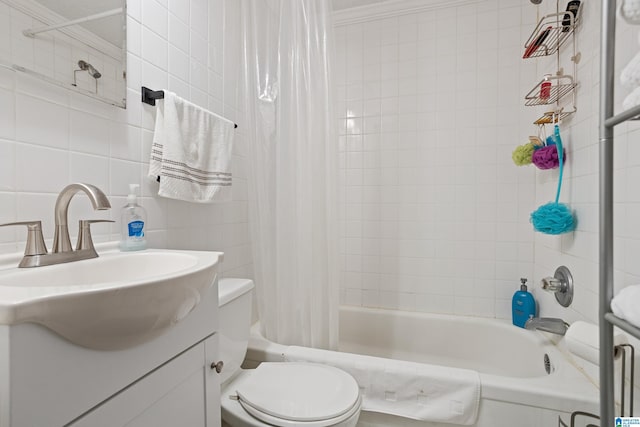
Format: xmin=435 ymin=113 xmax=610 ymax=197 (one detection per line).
xmin=530 ymin=0 xmax=543 ymax=3
xmin=77 ymin=60 xmax=101 ymax=79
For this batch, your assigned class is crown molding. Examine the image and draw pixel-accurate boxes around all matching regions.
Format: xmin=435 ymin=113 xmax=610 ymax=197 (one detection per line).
xmin=4 ymin=0 xmax=123 ymax=61
xmin=333 ymin=0 xmax=480 ymax=26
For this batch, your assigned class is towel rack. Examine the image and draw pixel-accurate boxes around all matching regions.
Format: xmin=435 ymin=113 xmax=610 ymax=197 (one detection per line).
xmin=600 ymin=1 xmax=640 ymax=424
xmin=141 ymin=86 xmax=238 ymax=129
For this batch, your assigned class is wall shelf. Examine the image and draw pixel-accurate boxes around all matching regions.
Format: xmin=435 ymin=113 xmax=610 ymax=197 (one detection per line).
xmin=523 ymin=11 xmax=579 ymax=59
xmin=533 ymin=109 xmax=574 ymax=125
xmin=525 ymin=74 xmax=577 ymax=107
xmin=523 ymin=3 xmax=582 ymax=126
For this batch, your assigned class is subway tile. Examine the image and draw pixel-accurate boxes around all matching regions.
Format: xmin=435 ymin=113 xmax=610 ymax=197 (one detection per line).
xmin=0 ymin=87 xmax=15 ymax=139
xmin=15 ymin=94 xmax=68 ymax=149
xmin=110 ymin=159 xmax=142 ymax=196
xmin=127 ymin=16 xmax=142 ymax=56
xmin=69 ymin=110 xmax=109 ymax=156
xmin=190 ymin=32 xmax=208 ymax=66
xmin=15 ymin=144 xmax=68 ymax=192
xmin=143 ymin=0 xmax=168 ymax=38
xmin=190 ymin=0 xmax=208 ymax=38
xmin=128 ymin=0 xmax=142 ymax=22
xmin=0 ymin=192 xmax=16 ymax=242
xmin=169 ymin=13 xmax=190 ymax=53
xmin=110 ymin=122 xmax=142 ymax=162
xmin=15 ymin=193 xmax=58 ymax=241
xmin=168 ymin=0 xmax=189 ymax=24
xmin=142 ymin=27 xmax=168 ymax=70
xmin=190 ymin=60 xmax=208 ymax=93
xmin=69 ymin=152 xmax=109 ymax=191
xmin=168 ymin=44 xmax=190 ymax=82
xmin=0 ymin=140 xmax=15 ymax=191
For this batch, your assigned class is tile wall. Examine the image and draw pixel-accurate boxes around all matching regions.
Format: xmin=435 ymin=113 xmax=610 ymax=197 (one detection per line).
xmin=0 ymin=0 xmax=252 ymax=277
xmin=335 ymin=0 xmax=640 ymax=325
xmin=335 ymin=1 xmax=537 ymax=319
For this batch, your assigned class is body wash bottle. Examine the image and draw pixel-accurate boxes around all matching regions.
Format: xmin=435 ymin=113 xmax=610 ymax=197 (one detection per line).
xmin=120 ymin=184 xmax=147 ymax=251
xmin=512 ymin=278 xmax=536 ymax=328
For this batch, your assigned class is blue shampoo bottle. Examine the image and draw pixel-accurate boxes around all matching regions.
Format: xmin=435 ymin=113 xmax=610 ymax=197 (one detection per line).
xmin=512 ymin=278 xmax=536 ymax=328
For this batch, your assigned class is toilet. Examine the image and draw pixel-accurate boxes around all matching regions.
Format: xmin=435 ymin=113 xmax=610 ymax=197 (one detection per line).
xmin=218 ymin=278 xmax=362 ymax=427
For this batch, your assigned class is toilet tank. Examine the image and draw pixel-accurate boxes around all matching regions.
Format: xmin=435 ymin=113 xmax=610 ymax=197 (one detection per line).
xmin=218 ymin=278 xmax=254 ymax=385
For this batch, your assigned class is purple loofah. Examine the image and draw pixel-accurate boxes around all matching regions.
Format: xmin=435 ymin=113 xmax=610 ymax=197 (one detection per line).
xmin=532 ymin=145 xmax=566 ymax=170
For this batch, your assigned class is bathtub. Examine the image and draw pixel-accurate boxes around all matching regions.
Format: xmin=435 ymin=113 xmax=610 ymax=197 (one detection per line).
xmin=245 ymin=306 xmax=599 ymax=427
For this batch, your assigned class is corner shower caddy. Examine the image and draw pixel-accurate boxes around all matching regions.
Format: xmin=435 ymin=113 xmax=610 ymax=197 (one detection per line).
xmin=600 ymin=1 xmax=640 ymax=425
xmin=523 ymin=9 xmax=580 ymax=125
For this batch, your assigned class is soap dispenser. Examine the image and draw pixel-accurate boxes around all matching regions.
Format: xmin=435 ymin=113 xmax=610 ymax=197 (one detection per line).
xmin=512 ymin=278 xmax=536 ymax=328
xmin=120 ymin=184 xmax=147 ymax=251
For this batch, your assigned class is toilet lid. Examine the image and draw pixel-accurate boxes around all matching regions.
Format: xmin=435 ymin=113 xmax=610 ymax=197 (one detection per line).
xmin=235 ymin=363 xmax=360 ymax=424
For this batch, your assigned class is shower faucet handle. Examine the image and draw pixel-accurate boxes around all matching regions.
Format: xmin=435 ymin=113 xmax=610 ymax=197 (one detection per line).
xmin=540 ymin=277 xmax=565 ymax=292
xmin=540 ymin=266 xmax=574 ymax=308
xmin=0 ymin=221 xmax=48 ymax=256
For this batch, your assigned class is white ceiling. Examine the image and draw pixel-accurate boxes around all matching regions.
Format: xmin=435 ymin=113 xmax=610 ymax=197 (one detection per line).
xmin=36 ymin=0 xmax=124 ymax=47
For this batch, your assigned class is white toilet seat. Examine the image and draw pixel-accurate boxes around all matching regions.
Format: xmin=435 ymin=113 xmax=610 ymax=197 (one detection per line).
xmin=222 ymin=363 xmax=362 ymax=427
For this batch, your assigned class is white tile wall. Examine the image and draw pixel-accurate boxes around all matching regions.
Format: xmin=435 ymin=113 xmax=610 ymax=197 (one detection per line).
xmin=335 ymin=1 xmax=537 ymax=318
xmin=335 ymin=0 xmax=640 ymax=324
xmin=0 ymin=0 xmax=252 ymax=277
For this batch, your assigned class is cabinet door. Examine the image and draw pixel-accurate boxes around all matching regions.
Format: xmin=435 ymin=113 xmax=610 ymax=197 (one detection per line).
xmin=71 ymin=343 xmax=207 ymax=427
xmin=204 ymin=334 xmax=221 ymax=427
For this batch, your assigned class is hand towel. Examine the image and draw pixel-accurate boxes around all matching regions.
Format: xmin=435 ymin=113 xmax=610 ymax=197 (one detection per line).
xmin=149 ymin=91 xmax=235 ymax=203
xmin=284 ymin=346 xmax=481 ymax=425
xmin=612 ymin=285 xmax=640 ymax=328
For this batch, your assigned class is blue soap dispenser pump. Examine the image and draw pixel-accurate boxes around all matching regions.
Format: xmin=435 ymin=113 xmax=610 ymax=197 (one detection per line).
xmin=512 ymin=278 xmax=536 ymax=328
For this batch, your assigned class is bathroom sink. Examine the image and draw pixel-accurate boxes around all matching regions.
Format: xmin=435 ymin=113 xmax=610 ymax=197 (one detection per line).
xmin=0 ymin=248 xmax=222 ymax=350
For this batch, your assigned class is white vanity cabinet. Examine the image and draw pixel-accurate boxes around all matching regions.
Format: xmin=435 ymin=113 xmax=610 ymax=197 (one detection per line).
xmin=0 ymin=279 xmax=221 ymax=427
xmin=71 ymin=335 xmax=220 ymax=427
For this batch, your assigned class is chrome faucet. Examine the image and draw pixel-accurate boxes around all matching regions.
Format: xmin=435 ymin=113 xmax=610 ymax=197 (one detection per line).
xmin=524 ymin=317 xmax=570 ymax=336
xmin=52 ymin=183 xmax=111 ymax=253
xmin=0 ymin=183 xmax=112 ymax=268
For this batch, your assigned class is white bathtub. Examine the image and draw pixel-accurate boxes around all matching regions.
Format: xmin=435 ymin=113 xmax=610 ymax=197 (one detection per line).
xmin=246 ymin=306 xmax=599 ymax=427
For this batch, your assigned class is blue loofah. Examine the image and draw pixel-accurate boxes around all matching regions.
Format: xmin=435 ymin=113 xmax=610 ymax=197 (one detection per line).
xmin=531 ymin=202 xmax=576 ymax=234
xmin=530 ymin=125 xmax=576 ymax=235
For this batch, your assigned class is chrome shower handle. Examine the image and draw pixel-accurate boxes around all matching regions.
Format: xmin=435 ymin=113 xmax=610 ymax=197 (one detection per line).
xmin=0 ymin=221 xmax=48 ymax=256
xmin=540 ymin=266 xmax=574 ymax=308
xmin=540 ymin=276 xmax=566 ymax=292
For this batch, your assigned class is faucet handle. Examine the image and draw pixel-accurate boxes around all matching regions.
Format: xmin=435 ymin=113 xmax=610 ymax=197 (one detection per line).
xmin=76 ymin=220 xmax=114 ymax=252
xmin=540 ymin=277 xmax=565 ymax=292
xmin=0 ymin=221 xmax=48 ymax=256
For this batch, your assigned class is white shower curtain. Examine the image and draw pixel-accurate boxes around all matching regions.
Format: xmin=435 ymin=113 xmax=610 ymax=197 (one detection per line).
xmin=241 ymin=0 xmax=339 ymax=349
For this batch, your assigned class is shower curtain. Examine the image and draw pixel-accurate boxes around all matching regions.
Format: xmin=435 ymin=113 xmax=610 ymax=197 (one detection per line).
xmin=241 ymin=0 xmax=339 ymax=349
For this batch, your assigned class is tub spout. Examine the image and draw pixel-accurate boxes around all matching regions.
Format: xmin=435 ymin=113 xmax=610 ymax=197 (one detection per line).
xmin=524 ymin=317 xmax=569 ymax=336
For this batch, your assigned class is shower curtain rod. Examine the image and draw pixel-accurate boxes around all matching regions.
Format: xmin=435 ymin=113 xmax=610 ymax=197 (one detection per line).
xmin=141 ymin=86 xmax=238 ymax=128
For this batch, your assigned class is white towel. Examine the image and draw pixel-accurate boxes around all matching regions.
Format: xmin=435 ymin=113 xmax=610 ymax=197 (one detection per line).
xmin=620 ymin=0 xmax=640 ymax=25
xmin=284 ymin=346 xmax=481 ymax=425
xmin=148 ymin=91 xmax=235 ymax=203
xmin=612 ymin=285 xmax=640 ymax=328
xmin=623 ymin=86 xmax=640 ymax=111
xmin=621 ymin=51 xmax=640 ymax=89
